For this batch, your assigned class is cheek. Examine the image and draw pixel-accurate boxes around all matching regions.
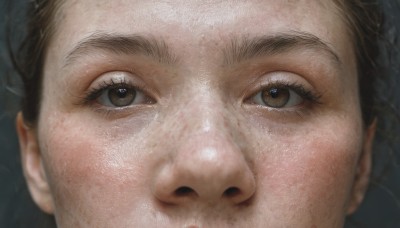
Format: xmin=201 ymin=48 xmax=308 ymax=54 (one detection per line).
xmin=254 ymin=121 xmax=362 ymax=222
xmin=37 ymin=113 xmax=154 ymax=223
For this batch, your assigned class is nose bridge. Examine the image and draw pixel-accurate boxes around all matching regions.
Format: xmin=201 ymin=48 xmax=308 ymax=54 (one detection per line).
xmin=178 ymin=86 xmax=233 ymax=139
xmin=153 ymin=92 xmax=256 ymax=206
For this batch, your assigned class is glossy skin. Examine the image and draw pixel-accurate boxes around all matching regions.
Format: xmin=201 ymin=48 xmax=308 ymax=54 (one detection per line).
xmin=17 ymin=0 xmax=376 ymax=227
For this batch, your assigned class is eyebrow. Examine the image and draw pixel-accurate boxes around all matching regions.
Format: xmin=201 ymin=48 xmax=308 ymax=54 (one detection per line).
xmin=223 ymin=31 xmax=341 ymax=66
xmin=64 ymin=33 xmax=177 ymax=66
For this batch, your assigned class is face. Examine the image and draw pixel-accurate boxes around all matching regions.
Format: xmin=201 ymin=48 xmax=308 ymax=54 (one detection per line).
xmin=17 ymin=0 xmax=376 ymax=227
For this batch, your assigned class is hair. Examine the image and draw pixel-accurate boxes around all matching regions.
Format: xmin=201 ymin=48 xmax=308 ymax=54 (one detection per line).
xmin=7 ymin=0 xmax=63 ymax=126
xmin=334 ymin=0 xmax=382 ymax=127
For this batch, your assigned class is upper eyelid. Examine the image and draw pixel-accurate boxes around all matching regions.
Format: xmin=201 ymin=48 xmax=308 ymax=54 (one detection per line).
xmin=85 ymin=79 xmax=132 ymax=98
xmin=244 ymin=80 xmax=322 ymax=104
xmin=85 ymin=70 xmax=158 ymax=97
xmin=241 ymin=70 xmax=321 ymax=97
xmin=82 ymin=79 xmax=149 ymax=106
xmin=244 ymin=80 xmax=298 ymax=98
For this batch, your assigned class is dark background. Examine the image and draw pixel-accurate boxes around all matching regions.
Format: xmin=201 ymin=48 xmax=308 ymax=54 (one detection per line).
xmin=1 ymin=0 xmax=399 ymax=227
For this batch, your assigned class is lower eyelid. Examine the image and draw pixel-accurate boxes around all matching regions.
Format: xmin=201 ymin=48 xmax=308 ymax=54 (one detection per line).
xmin=89 ymin=104 xmax=155 ymax=119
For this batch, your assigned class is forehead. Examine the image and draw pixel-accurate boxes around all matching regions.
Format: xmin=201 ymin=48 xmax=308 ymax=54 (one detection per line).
xmin=54 ymin=0 xmax=345 ymax=47
xmin=45 ymin=0 xmax=355 ymax=80
xmin=44 ymin=0 xmax=355 ymax=81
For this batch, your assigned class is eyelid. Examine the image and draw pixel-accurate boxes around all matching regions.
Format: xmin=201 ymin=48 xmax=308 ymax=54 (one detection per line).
xmin=80 ymin=71 xmax=157 ymax=107
xmin=243 ymin=73 xmax=322 ymax=108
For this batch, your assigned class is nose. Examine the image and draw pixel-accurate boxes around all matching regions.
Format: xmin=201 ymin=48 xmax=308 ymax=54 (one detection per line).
xmin=153 ymin=129 xmax=256 ymax=206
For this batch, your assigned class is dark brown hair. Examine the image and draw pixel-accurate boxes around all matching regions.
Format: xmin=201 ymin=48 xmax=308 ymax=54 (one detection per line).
xmin=334 ymin=0 xmax=382 ymax=126
xmin=8 ymin=0 xmax=63 ymax=126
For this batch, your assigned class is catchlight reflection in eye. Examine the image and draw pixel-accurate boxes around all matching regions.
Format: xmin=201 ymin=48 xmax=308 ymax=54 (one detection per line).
xmin=252 ymin=85 xmax=304 ymax=108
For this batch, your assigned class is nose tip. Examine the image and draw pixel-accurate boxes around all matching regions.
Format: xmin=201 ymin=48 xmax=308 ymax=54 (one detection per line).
xmin=153 ymin=144 xmax=256 ymax=206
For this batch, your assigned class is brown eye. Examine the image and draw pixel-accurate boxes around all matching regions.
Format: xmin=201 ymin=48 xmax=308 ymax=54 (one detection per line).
xmin=95 ymin=83 xmax=150 ymax=108
xmin=108 ymin=87 xmax=136 ymax=107
xmin=250 ymin=85 xmax=304 ymax=108
xmin=261 ymin=87 xmax=290 ymax=108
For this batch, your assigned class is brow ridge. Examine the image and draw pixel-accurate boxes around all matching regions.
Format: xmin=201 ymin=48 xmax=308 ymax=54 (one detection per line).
xmin=64 ymin=32 xmax=177 ymax=66
xmin=223 ymin=31 xmax=341 ymax=66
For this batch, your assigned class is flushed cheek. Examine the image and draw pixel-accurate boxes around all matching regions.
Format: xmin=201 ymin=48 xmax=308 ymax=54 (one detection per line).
xmin=255 ymin=131 xmax=361 ymax=224
xmin=39 ymin=117 xmax=154 ymax=224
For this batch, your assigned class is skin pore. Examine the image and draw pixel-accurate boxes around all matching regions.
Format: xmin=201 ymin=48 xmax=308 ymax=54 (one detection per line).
xmin=17 ymin=0 xmax=376 ymax=227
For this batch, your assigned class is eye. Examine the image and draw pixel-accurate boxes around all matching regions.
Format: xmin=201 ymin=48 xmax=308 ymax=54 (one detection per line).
xmin=250 ymin=85 xmax=304 ymax=108
xmin=96 ymin=84 xmax=149 ymax=107
xmin=83 ymin=77 xmax=154 ymax=108
xmin=101 ymin=86 xmax=135 ymax=107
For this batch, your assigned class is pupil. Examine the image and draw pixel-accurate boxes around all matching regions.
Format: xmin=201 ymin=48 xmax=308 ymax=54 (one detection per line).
xmin=269 ymin=88 xmax=280 ymax=98
xmin=116 ymin=88 xmax=128 ymax=98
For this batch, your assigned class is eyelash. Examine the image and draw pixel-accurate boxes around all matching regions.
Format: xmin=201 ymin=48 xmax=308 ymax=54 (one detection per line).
xmin=281 ymin=82 xmax=321 ymax=103
xmin=80 ymin=78 xmax=321 ymax=117
xmin=247 ymin=81 xmax=322 ymax=106
xmin=82 ymin=78 xmax=148 ymax=106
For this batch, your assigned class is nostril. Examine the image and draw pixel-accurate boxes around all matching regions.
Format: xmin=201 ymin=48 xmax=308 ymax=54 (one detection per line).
xmin=224 ymin=187 xmax=241 ymax=197
xmin=175 ymin=186 xmax=196 ymax=197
